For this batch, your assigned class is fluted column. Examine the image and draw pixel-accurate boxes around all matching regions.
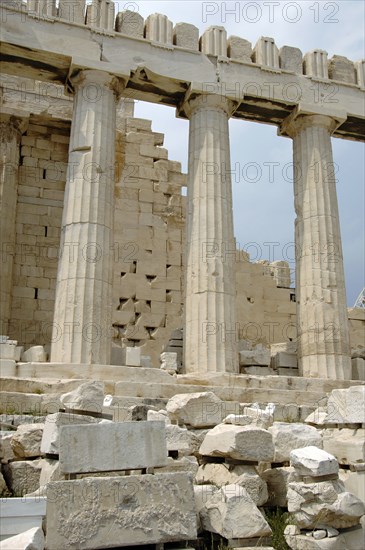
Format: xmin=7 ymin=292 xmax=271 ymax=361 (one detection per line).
xmin=51 ymin=70 xmax=122 ymax=364
xmin=182 ymin=95 xmax=238 ymax=374
xmin=0 ymin=116 xmax=27 ymax=335
xmin=281 ymin=112 xmax=351 ymax=379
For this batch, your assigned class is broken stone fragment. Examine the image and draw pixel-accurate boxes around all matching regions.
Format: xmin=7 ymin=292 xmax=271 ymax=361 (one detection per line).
xmin=166 ymin=392 xmax=225 ymax=428
xmin=290 ymin=446 xmax=339 ymax=477
xmin=199 ymin=483 xmax=272 ymax=539
xmin=199 ymin=424 xmax=275 ymax=462
xmin=269 ymin=422 xmax=322 ymax=462
xmin=60 ymin=380 xmax=104 ymax=413
xmin=11 ymin=423 xmax=44 ymax=459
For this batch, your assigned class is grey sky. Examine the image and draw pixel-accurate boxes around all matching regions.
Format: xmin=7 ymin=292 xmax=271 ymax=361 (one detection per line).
xmin=112 ymin=0 xmax=364 ymax=305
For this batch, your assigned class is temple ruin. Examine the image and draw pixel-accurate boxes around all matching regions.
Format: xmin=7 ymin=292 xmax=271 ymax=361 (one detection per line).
xmin=0 ymin=1 xmax=364 ymax=549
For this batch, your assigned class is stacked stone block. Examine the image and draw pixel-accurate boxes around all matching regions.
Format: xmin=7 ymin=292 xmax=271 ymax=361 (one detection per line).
xmin=113 ymin=116 xmax=186 ymax=366
xmin=9 ymin=117 xmax=68 ymax=348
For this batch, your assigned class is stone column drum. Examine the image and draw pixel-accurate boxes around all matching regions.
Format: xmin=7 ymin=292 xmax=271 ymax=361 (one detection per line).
xmin=283 ymin=113 xmax=351 ymax=379
xmin=183 ymin=95 xmax=239 ymax=374
xmin=51 ymin=70 xmax=121 ymax=364
xmin=0 ymin=117 xmax=26 ymax=335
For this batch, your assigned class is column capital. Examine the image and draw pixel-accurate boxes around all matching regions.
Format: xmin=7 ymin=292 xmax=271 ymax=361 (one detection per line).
xmin=280 ymin=103 xmax=347 ymax=138
xmin=0 ymin=114 xmax=28 ymax=144
xmin=67 ymin=69 xmax=125 ymax=100
xmin=178 ymin=85 xmax=239 ymax=119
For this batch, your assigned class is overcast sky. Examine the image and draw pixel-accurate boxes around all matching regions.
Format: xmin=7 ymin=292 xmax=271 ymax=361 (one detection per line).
xmin=112 ymin=0 xmax=364 ymax=306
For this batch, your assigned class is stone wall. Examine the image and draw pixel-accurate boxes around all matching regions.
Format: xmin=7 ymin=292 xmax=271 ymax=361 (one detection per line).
xmin=8 ymin=116 xmax=69 ymax=347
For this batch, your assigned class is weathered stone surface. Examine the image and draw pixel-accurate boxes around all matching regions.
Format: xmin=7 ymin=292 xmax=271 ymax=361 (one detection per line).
xmin=227 ymin=36 xmax=252 ymax=62
xmin=0 ymin=527 xmax=45 ymax=550
xmin=279 ymin=45 xmax=303 ymax=73
xmin=239 ymin=345 xmax=270 ymax=367
xmin=288 ymin=479 xmax=365 ymax=529
xmin=329 ymin=55 xmax=356 ymax=83
xmin=41 ymin=412 xmax=100 ymax=455
xmin=0 ymin=359 xmax=16 ymax=376
xmin=59 ymin=421 xmax=167 ymax=474
xmin=269 ymin=422 xmax=322 ymax=462
xmin=323 ymin=428 xmax=364 ymax=464
xmin=200 ymin=424 xmax=274 ymax=462
xmin=195 ymin=463 xmax=268 ymax=506
xmin=352 ymin=357 xmax=365 ymax=380
xmin=326 ymin=386 xmax=365 ymax=424
xmin=173 ymin=22 xmax=199 ymax=50
xmin=46 ymin=474 xmax=197 ymax=549
xmin=224 ymin=406 xmax=273 ymax=429
xmin=305 ymin=407 xmax=328 ymax=426
xmin=160 ymin=352 xmax=178 ymax=373
xmin=21 ymin=346 xmax=47 ymax=362
xmin=39 ymin=458 xmax=62 ymax=487
xmin=165 ymin=424 xmax=201 ymax=456
xmin=200 ymin=484 xmax=272 ymax=539
xmin=3 ymin=459 xmax=42 ymax=496
xmin=115 ymin=10 xmax=144 ymax=38
xmin=158 ymin=456 xmax=199 ymax=477
xmin=11 ymin=423 xmax=44 ymax=458
xmin=339 ymin=470 xmax=365 ymax=503
xmin=0 ymin=431 xmax=15 ymax=463
xmin=166 ymin=392 xmax=224 ymax=428
xmin=262 ymin=466 xmax=297 ymax=507
xmin=60 ymin=381 xmax=104 ymax=413
xmin=290 ymin=446 xmax=339 ymax=477
xmin=147 ymin=409 xmax=170 ymax=424
xmin=0 ymin=470 xmax=10 ymax=496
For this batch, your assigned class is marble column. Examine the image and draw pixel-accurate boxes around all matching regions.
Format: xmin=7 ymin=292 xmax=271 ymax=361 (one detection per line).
xmin=282 ymin=113 xmax=351 ymax=379
xmin=51 ymin=70 xmax=122 ymax=364
xmin=182 ymin=95 xmax=239 ymax=374
xmin=0 ymin=116 xmax=26 ymax=335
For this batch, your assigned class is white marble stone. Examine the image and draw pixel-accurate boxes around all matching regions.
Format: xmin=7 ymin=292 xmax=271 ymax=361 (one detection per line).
xmin=120 ymin=346 xmax=141 ymax=367
xmin=281 ymin=112 xmax=351 ymax=379
xmin=60 ymin=381 xmax=105 ymax=413
xmin=58 ymin=0 xmax=85 ymax=24
xmin=304 ymin=50 xmax=329 ymax=78
xmin=0 ymin=360 xmax=16 ymax=377
xmin=165 ymin=424 xmax=200 ymax=456
xmin=50 ymin=70 xmax=121 ymax=365
xmin=227 ymin=36 xmax=252 ymax=62
xmin=166 ymin=391 xmax=225 ymax=427
xmin=326 ymin=386 xmax=365 ymax=423
xmin=0 ymin=118 xmax=24 ymax=337
xmin=199 ymin=424 xmax=275 ymax=462
xmin=40 ymin=412 xmax=99 ymax=455
xmin=288 ymin=479 xmax=364 ymax=529
xmin=253 ymin=37 xmax=279 ymax=68
xmin=200 ymin=26 xmax=227 ymax=56
xmin=269 ymin=422 xmax=322 ymax=462
xmin=58 ymin=421 xmax=167 ymax=473
xmin=329 ymin=55 xmax=356 ymax=84
xmin=173 ymin=23 xmax=199 ymax=50
xmin=115 ymin=10 xmax=144 ymax=38
xmin=11 ymin=423 xmax=44 ymax=459
xmin=239 ymin=345 xmax=270 ymax=366
xmin=46 ymin=474 xmax=197 ymax=549
xmin=86 ymin=0 xmax=115 ymax=31
xmin=323 ymin=428 xmax=365 ymax=464
xmin=182 ymin=94 xmax=238 ymax=374
xmin=279 ymin=45 xmax=303 ymax=73
xmin=290 ymin=446 xmax=339 ymax=477
xmin=352 ymin=358 xmax=365 ymax=380
xmin=0 ymin=527 xmax=44 ymax=549
xmin=21 ymin=346 xmax=47 ymax=363
xmin=200 ymin=484 xmax=272 ymax=539
xmin=145 ymin=13 xmax=173 ymax=44
xmin=28 ymin=0 xmax=56 ymax=18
